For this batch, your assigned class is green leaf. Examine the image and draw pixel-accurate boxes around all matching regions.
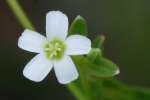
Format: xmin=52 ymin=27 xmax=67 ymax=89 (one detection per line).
xmin=100 ymin=79 xmax=150 ymax=100
xmin=87 ymin=57 xmax=119 ymax=77
xmin=69 ymin=15 xmax=88 ymax=36
xmin=73 ymin=55 xmax=119 ymax=78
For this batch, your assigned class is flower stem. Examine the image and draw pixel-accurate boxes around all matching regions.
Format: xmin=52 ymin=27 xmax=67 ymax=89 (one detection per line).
xmin=6 ymin=0 xmax=84 ymax=100
xmin=6 ymin=0 xmax=35 ymax=30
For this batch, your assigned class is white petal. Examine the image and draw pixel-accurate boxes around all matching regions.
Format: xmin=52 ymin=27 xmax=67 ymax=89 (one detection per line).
xmin=46 ymin=11 xmax=68 ymax=40
xmin=18 ymin=29 xmax=47 ymax=53
xmin=65 ymin=35 xmax=91 ymax=55
xmin=54 ymin=55 xmax=79 ymax=84
xmin=23 ymin=53 xmax=53 ymax=82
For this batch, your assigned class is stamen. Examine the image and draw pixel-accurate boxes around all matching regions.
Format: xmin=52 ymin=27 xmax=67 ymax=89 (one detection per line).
xmin=57 ymin=48 xmax=61 ymax=51
xmin=43 ymin=39 xmax=66 ymax=60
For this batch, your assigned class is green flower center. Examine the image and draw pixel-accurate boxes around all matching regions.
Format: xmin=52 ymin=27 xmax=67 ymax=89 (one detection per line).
xmin=44 ymin=39 xmax=66 ymax=60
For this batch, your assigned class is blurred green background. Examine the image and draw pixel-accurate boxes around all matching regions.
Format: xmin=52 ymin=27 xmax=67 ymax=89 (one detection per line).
xmin=0 ymin=0 xmax=150 ymax=99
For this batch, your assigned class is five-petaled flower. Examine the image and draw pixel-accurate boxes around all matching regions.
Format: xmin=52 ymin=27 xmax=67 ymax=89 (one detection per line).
xmin=18 ymin=11 xmax=91 ymax=84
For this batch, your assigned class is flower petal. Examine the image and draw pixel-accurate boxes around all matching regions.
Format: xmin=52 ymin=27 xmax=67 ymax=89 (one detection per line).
xmin=23 ymin=53 xmax=53 ymax=82
xmin=46 ymin=11 xmax=68 ymax=40
xmin=65 ymin=35 xmax=91 ymax=55
xmin=54 ymin=55 xmax=78 ymax=84
xmin=18 ymin=29 xmax=47 ymax=53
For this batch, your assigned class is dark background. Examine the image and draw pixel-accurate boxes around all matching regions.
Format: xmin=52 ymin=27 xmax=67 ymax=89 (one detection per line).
xmin=0 ymin=0 xmax=150 ymax=99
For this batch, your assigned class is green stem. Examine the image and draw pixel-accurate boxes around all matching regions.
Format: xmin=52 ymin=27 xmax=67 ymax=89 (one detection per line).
xmin=73 ymin=56 xmax=92 ymax=100
xmin=6 ymin=0 xmax=35 ymax=30
xmin=67 ymin=84 xmax=85 ymax=100
xmin=6 ymin=0 xmax=83 ymax=100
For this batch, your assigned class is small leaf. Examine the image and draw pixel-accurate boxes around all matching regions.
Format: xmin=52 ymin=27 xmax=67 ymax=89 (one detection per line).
xmin=69 ymin=15 xmax=88 ymax=36
xmin=87 ymin=48 xmax=102 ymax=61
xmin=87 ymin=57 xmax=120 ymax=77
xmin=92 ymin=35 xmax=105 ymax=49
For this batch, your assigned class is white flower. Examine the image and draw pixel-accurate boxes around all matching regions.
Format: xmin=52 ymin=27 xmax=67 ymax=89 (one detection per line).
xmin=18 ymin=11 xmax=91 ymax=84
